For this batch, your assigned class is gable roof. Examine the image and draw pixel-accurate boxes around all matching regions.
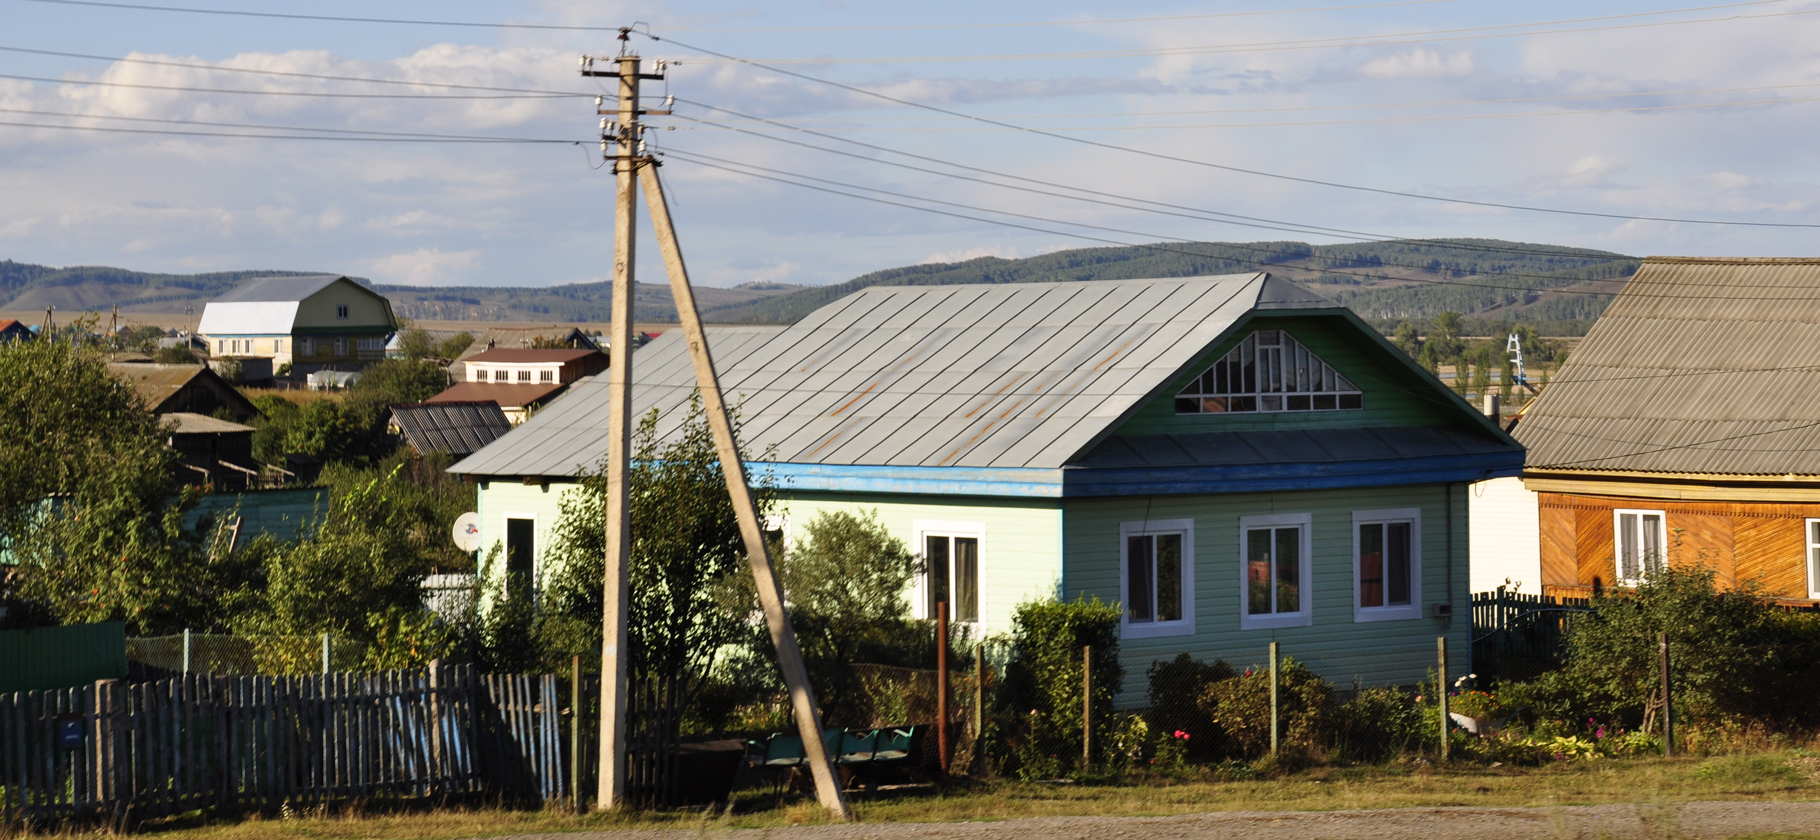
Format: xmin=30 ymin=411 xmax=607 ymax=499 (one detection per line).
xmin=426 ymin=381 xmax=568 ymax=409
xmin=163 ymin=412 xmax=255 ymax=434
xmin=110 ymin=362 xmax=259 ymax=421
xmin=210 ymin=274 xmax=351 ymax=303
xmin=392 ymin=401 xmax=512 ymax=456
xmin=1515 ymin=257 xmax=1820 ymax=476
xmin=465 ymin=348 xmax=602 ymax=364
xmin=454 ymin=273 xmax=1513 ymax=483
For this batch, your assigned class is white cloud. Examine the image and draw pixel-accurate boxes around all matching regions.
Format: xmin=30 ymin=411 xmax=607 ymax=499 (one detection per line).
xmin=1358 ymin=49 xmax=1474 ymax=79
xmin=366 ymin=248 xmax=481 ymax=286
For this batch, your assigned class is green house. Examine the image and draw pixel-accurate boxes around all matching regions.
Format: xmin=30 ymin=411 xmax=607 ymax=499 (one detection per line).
xmin=450 ymin=274 xmax=1522 ymax=690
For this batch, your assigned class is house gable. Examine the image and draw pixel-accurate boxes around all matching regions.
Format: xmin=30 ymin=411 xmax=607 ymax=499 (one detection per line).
xmin=293 ymin=277 xmax=396 ymax=335
xmin=1112 ymin=310 xmax=1469 ymax=437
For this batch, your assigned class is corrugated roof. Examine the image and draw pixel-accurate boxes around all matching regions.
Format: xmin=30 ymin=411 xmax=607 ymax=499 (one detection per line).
xmin=211 ymin=275 xmax=348 ymax=303
xmin=1515 ymin=257 xmax=1820 ymax=476
xmin=427 ymin=381 xmax=568 ymax=408
xmin=453 ymin=273 xmax=1381 ymax=477
xmin=392 ymin=401 xmax=512 ymax=456
xmin=163 ymin=412 xmax=254 ymax=434
xmin=466 ymin=348 xmax=602 ymax=363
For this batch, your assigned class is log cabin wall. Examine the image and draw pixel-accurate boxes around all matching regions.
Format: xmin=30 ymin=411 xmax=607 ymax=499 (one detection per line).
xmin=1536 ymin=492 xmax=1820 ymax=602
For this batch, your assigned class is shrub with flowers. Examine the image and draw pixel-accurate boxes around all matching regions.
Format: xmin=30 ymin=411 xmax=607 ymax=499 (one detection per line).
xmin=1450 ymin=689 xmax=1504 ymax=720
xmin=1151 ymin=729 xmax=1191 ymax=774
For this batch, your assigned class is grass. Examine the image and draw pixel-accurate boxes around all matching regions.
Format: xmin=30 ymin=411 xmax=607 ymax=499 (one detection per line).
xmin=37 ymin=751 xmax=1809 ymax=840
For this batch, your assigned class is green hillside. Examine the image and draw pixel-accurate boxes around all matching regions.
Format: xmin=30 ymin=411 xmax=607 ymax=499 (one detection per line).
xmin=702 ymin=239 xmax=1638 ymax=329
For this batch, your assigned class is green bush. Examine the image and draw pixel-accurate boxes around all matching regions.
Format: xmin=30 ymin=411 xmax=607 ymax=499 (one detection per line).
xmin=996 ymin=596 xmax=1123 ymax=779
xmin=1331 ymin=687 xmax=1426 ymax=763
xmin=1146 ymin=653 xmax=1233 ymax=757
xmin=1201 ymin=657 xmax=1332 ymax=760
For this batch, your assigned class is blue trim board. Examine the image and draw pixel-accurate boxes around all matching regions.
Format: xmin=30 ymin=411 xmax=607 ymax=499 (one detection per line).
xmin=756 ymin=451 xmax=1523 ymax=498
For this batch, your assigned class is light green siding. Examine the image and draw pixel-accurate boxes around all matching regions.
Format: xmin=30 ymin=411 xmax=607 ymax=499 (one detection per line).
xmin=294 ymin=278 xmax=395 ymax=333
xmin=1064 ymin=483 xmax=1470 ymax=699
xmin=777 ymin=492 xmax=1063 ymax=637
xmin=475 ymin=479 xmax=583 ymax=582
xmin=1115 ymin=312 xmax=1456 ymax=436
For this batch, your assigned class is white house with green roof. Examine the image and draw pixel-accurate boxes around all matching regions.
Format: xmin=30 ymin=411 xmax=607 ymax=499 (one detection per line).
xmin=449 ymin=273 xmax=1523 ymax=690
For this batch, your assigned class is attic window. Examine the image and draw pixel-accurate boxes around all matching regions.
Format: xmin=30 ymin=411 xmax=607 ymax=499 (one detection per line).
xmin=1176 ymin=329 xmax=1362 ymax=414
xmin=336 ymin=305 xmax=349 ymax=319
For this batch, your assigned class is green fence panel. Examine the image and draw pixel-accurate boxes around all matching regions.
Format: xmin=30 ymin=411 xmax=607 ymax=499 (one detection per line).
xmin=0 ymin=621 xmax=127 ymax=692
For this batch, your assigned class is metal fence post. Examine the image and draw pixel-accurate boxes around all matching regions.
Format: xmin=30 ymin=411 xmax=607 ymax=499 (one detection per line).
xmin=1437 ymin=635 xmax=1450 ymax=761
xmin=572 ymin=654 xmax=582 ymax=811
xmin=182 ymin=628 xmax=192 ymax=675
xmin=973 ymin=642 xmax=986 ymax=776
xmin=1081 ymin=644 xmax=1092 ymax=769
xmin=1268 ymin=641 xmax=1279 ymax=758
xmin=1660 ymin=632 xmax=1674 ymax=757
xmin=321 ymin=633 xmax=331 ymax=674
xmin=937 ymin=602 xmax=950 ymax=775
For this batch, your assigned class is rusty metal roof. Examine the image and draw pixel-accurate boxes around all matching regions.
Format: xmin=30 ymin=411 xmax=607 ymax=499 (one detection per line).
xmin=465 ymin=348 xmax=601 ymax=364
xmin=426 ymin=381 xmax=569 ymax=408
xmin=1515 ymin=257 xmax=1820 ymax=476
xmin=451 ymin=272 xmax=1381 ymax=477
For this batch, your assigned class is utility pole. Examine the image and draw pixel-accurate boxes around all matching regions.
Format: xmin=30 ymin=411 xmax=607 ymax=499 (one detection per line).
xmin=609 ymin=56 xmax=851 ymax=813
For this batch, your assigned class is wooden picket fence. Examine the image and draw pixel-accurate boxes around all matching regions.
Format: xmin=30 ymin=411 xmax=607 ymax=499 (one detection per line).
xmin=0 ymin=663 xmax=563 ymax=825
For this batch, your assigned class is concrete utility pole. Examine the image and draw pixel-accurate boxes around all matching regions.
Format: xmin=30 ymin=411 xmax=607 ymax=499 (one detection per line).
xmin=583 ymin=39 xmax=851 ymax=819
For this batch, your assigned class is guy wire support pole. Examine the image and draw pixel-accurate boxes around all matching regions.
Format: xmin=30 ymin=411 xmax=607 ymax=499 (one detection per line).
xmin=637 ymin=154 xmax=854 ymax=820
xmin=581 ymin=42 xmax=653 ymax=810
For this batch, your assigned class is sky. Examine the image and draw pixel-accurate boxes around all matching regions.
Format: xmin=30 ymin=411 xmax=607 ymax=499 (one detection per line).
xmin=2 ymin=0 xmax=1818 ymax=290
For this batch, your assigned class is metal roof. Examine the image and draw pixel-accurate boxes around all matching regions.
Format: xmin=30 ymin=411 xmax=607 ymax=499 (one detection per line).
xmin=453 ymin=272 xmax=1382 ymax=478
xmin=465 ymin=348 xmax=602 ymax=364
xmin=163 ymin=412 xmax=254 ymax=434
xmin=392 ymin=401 xmax=512 ymax=456
xmin=211 ymin=275 xmax=349 ymax=303
xmin=1515 ymin=257 xmax=1820 ymax=476
xmin=427 ymin=381 xmax=569 ymax=408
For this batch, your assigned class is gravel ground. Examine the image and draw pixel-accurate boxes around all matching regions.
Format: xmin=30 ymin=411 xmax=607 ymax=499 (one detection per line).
xmin=498 ymin=801 xmax=1820 ymax=840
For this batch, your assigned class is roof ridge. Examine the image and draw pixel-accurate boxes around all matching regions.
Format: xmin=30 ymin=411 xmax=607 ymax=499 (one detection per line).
xmin=1642 ymin=256 xmax=1820 ymax=265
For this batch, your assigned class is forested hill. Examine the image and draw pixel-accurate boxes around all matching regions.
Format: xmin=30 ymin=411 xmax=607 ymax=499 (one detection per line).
xmin=700 ymin=239 xmax=1639 ymax=330
xmin=0 ymin=261 xmax=341 ymax=314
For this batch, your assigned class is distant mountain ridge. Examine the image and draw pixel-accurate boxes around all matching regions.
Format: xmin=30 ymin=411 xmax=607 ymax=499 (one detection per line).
xmin=0 ymin=238 xmax=1638 ymax=329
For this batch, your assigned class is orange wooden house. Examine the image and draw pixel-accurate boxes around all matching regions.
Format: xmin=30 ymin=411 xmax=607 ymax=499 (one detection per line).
xmin=1505 ymin=257 xmax=1820 ymax=603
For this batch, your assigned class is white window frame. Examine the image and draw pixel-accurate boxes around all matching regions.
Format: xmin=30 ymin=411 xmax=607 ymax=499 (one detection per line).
xmin=912 ymin=520 xmax=985 ymax=625
xmin=1120 ymin=518 xmax=1195 ymax=639
xmin=1239 ymin=512 xmax=1314 ymax=630
xmin=298 ymin=338 xmax=315 ymax=357
xmin=333 ymin=337 xmax=348 ymax=356
xmin=1805 ymin=519 xmax=1820 ymax=600
xmin=275 ymin=338 xmax=285 ymax=353
xmin=1352 ymin=508 xmax=1422 ymax=623
xmin=336 ymin=304 xmax=350 ymax=320
xmin=1613 ymin=508 xmax=1667 ymax=585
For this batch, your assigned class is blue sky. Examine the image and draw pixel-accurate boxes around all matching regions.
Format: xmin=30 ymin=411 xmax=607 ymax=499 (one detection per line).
xmin=2 ymin=0 xmax=1818 ymax=289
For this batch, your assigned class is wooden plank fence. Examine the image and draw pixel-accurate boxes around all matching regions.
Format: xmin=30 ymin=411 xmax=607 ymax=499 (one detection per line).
xmin=0 ymin=663 xmax=563 ymax=825
xmin=1470 ymin=589 xmax=1593 ymax=679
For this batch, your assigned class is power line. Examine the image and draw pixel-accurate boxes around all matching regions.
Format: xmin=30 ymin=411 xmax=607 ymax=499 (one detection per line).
xmin=0 ymin=119 xmax=580 ymax=142
xmin=658 ymin=150 xmax=1818 ymax=301
xmin=0 ymin=44 xmax=594 ymax=96
xmin=11 ymin=0 xmax=1464 ymax=32
xmin=674 ymin=0 xmax=1806 ymax=64
xmin=647 ymin=33 xmax=1820 ymax=229
xmin=0 ymin=106 xmax=587 ymax=140
xmin=0 ymin=70 xmax=573 ymax=98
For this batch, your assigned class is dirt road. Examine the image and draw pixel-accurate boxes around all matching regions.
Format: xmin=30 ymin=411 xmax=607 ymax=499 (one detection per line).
xmin=503 ymin=801 xmax=1820 ymax=840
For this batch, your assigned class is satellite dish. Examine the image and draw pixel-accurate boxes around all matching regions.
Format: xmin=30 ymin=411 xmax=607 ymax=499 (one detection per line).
xmin=452 ymin=512 xmax=481 ymax=552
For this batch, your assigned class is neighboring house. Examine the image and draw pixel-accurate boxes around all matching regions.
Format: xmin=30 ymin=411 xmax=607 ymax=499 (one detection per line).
xmin=1479 ymin=257 xmax=1820 ymax=604
xmin=426 ymin=347 xmax=606 ymax=424
xmin=450 ymin=274 xmax=1523 ymax=690
xmin=164 ymin=412 xmax=260 ymax=491
xmin=111 ymin=363 xmax=260 ymax=423
xmin=449 ymin=326 xmax=599 ymax=381
xmin=0 ymin=319 xmax=33 ymax=343
xmin=391 ymin=401 xmax=513 ymax=458
xmin=196 ymin=275 xmax=399 ymax=374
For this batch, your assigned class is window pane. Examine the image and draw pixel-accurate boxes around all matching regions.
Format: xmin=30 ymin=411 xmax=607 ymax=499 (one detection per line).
xmin=1275 ymin=527 xmax=1301 ymax=614
xmin=1313 ymin=394 xmax=1337 ymax=410
xmin=1247 ymin=529 xmax=1272 ymax=615
xmin=1261 ymin=395 xmax=1283 ymax=412
xmin=1359 ymin=523 xmax=1384 ymax=608
xmin=1231 ymin=396 xmax=1257 ymax=412
xmin=1242 ymin=338 xmax=1256 ymax=392
xmin=1387 ymin=522 xmax=1412 ymax=606
xmin=1216 ymin=354 xmax=1230 ymax=393
xmin=1642 ymin=514 xmax=1663 ymax=575
xmin=1156 ymin=534 xmax=1182 ymax=623
xmin=1338 ymin=393 xmax=1363 ymax=409
xmin=954 ymin=537 xmax=979 ymax=622
xmin=1175 ymin=398 xmax=1200 ymax=414
xmin=1619 ymin=513 xmax=1638 ymax=580
xmin=1811 ymin=520 xmax=1820 ymax=546
xmin=926 ymin=536 xmax=950 ymax=619
xmin=1128 ymin=535 xmax=1153 ymax=622
xmin=1295 ymin=345 xmax=1310 ymax=392
xmin=1287 ymin=395 xmax=1311 ymax=411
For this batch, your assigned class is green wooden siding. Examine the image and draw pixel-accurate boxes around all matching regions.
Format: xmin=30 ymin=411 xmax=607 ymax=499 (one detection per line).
xmin=779 ymin=492 xmax=1063 ymax=637
xmin=0 ymin=621 xmax=126 ymax=692
xmin=186 ymin=487 xmax=329 ymax=543
xmin=1114 ymin=311 xmax=1457 ymax=436
xmin=1064 ymin=483 xmax=1470 ymax=698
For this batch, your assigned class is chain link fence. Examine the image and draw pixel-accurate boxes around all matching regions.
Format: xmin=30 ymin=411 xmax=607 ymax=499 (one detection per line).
xmin=128 ymin=631 xmax=372 ymax=678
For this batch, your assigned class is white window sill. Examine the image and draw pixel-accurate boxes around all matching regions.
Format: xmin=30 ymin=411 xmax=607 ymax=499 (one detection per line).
xmin=1240 ymin=612 xmax=1312 ymax=631
xmin=1353 ymin=606 xmax=1421 ymax=623
xmin=1123 ymin=620 xmax=1195 ymax=639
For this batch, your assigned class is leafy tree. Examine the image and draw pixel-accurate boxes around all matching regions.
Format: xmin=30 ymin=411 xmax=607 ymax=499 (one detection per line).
xmin=996 ymin=596 xmax=1123 ymax=778
xmin=541 ymin=396 xmax=775 ymax=705
xmin=344 ymin=359 xmax=447 ymax=431
xmin=284 ymin=399 xmax=361 ymax=461
xmin=1390 ymin=322 xmax=1422 ymax=359
xmin=153 ymin=344 xmax=198 ymax=364
xmin=777 ymin=509 xmax=922 ymax=724
xmin=439 ymin=331 xmax=476 ymax=359
xmin=0 ymin=341 xmax=173 ymax=517
xmin=394 ymin=324 xmax=437 ymax=360
xmin=249 ymin=394 xmax=303 ymax=463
